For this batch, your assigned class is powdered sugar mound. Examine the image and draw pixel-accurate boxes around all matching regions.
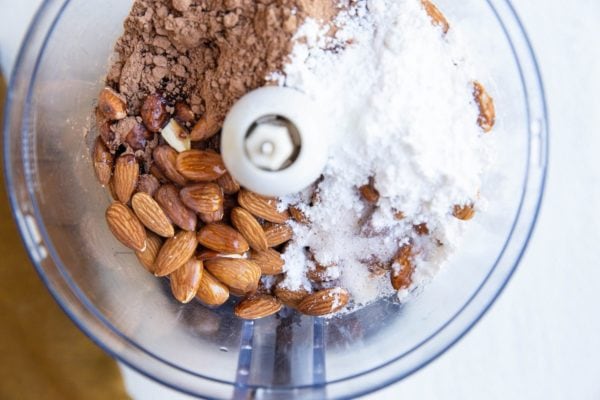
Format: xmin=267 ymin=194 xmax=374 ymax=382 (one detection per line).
xmin=274 ymin=0 xmax=493 ymax=312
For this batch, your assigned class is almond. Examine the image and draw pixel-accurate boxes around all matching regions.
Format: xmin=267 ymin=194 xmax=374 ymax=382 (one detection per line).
xmin=131 ymin=192 xmax=174 ymax=237
xmin=198 ymin=248 xmax=247 ymax=261
xmin=174 ymin=102 xmax=195 ymax=125
xmin=288 ymin=205 xmax=308 ymax=224
xmin=421 ymin=0 xmax=449 ymax=34
xmin=238 ymin=189 xmax=289 ymax=224
xmin=359 ymin=177 xmax=379 ymax=203
xmin=141 ymin=93 xmax=169 ymax=132
xmin=391 ymin=244 xmax=414 ymax=290
xmin=250 ymin=248 xmax=284 ymax=275
xmin=297 ymin=287 xmax=350 ymax=316
xmin=195 ymin=270 xmax=230 ymax=306
xmin=114 ymin=154 xmax=139 ymax=204
xmin=264 ymin=223 xmax=293 ymax=247
xmin=216 ymin=172 xmax=240 ymax=195
xmin=473 ymin=81 xmax=495 ymax=132
xmin=105 ymin=202 xmax=147 ymax=251
xmin=199 ymin=205 xmax=225 ymax=224
xmin=274 ymin=286 xmax=310 ymax=307
xmin=234 ymin=295 xmax=282 ymax=320
xmin=170 ymin=258 xmax=203 ymax=303
xmin=180 ymin=183 xmax=224 ymax=214
xmin=135 ymin=231 xmax=162 ymax=273
xmin=155 ymin=184 xmax=197 ymax=231
xmin=150 ymin=164 xmax=169 ymax=183
xmin=231 ymin=207 xmax=269 ymax=252
xmin=453 ymin=204 xmax=475 ymax=221
xmin=204 ymin=258 xmax=261 ymax=294
xmin=136 ymin=174 xmax=160 ymax=197
xmin=93 ymin=137 xmax=113 ymax=186
xmin=413 ymin=223 xmax=429 ymax=236
xmin=153 ymin=145 xmax=187 ymax=186
xmin=197 ymin=223 xmax=249 ymax=254
xmin=97 ymin=87 xmax=127 ymax=120
xmin=190 ymin=113 xmax=221 ymax=141
xmin=161 ymin=119 xmax=191 ymax=153
xmin=176 ymin=150 xmax=227 ymax=182
xmin=125 ymin=122 xmax=153 ymax=151
xmin=153 ymin=230 xmax=197 ymax=277
xmin=307 ymin=263 xmax=337 ymax=284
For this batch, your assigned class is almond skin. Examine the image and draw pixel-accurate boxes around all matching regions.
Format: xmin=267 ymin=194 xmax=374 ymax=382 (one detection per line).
xmin=180 ymin=183 xmax=224 ymax=214
xmin=195 ymin=270 xmax=230 ymax=306
xmin=170 ymin=258 xmax=204 ymax=303
xmin=473 ymin=81 xmax=496 ymax=132
xmin=274 ymin=286 xmax=310 ymax=307
xmin=135 ymin=231 xmax=162 ymax=273
xmin=297 ymin=287 xmax=350 ymax=316
xmin=421 ymin=0 xmax=449 ymax=34
xmin=131 ymin=192 xmax=175 ymax=237
xmin=125 ymin=121 xmax=153 ymax=151
xmin=391 ymin=244 xmax=414 ymax=290
xmin=153 ymin=230 xmax=198 ymax=277
xmin=264 ymin=223 xmax=293 ymax=247
xmin=197 ymin=223 xmax=249 ymax=254
xmin=136 ymin=174 xmax=160 ymax=197
xmin=204 ymin=258 xmax=261 ymax=294
xmin=288 ymin=205 xmax=308 ymax=224
xmin=176 ymin=150 xmax=227 ymax=182
xmin=199 ymin=205 xmax=225 ymax=224
xmin=155 ymin=184 xmax=197 ymax=231
xmin=197 ymin=248 xmax=247 ymax=261
xmin=231 ymin=207 xmax=269 ymax=252
xmin=190 ymin=113 xmax=221 ymax=141
xmin=153 ymin=145 xmax=187 ymax=186
xmin=97 ymin=87 xmax=127 ymax=120
xmin=141 ymin=93 xmax=169 ymax=132
xmin=93 ymin=137 xmax=113 ymax=186
xmin=234 ymin=295 xmax=282 ymax=320
xmin=238 ymin=189 xmax=289 ymax=224
xmin=453 ymin=204 xmax=476 ymax=221
xmin=216 ymin=172 xmax=240 ymax=194
xmin=114 ymin=154 xmax=139 ymax=204
xmin=105 ymin=202 xmax=147 ymax=252
xmin=174 ymin=102 xmax=195 ymax=125
xmin=359 ymin=178 xmax=380 ymax=203
xmin=250 ymin=248 xmax=284 ymax=275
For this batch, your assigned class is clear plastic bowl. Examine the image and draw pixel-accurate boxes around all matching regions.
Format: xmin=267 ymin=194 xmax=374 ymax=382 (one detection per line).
xmin=3 ymin=0 xmax=547 ymax=399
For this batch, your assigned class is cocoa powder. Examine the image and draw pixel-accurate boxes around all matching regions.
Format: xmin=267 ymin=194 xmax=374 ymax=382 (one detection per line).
xmin=107 ymin=0 xmax=338 ymax=126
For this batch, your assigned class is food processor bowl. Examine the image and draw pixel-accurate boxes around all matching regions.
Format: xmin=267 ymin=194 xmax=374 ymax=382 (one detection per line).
xmin=3 ymin=0 xmax=547 ymax=398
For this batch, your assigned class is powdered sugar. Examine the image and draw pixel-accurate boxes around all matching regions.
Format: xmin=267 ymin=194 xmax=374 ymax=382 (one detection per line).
xmin=273 ymin=0 xmax=493 ymax=312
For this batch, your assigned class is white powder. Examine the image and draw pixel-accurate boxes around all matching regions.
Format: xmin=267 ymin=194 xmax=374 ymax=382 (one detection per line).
xmin=272 ymin=0 xmax=492 ymax=311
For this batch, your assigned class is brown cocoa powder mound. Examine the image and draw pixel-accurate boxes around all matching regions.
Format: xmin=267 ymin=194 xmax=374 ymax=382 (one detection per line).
xmin=107 ymin=0 xmax=339 ymax=125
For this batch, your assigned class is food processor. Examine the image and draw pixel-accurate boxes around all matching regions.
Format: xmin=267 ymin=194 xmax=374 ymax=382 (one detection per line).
xmin=2 ymin=0 xmax=547 ymax=398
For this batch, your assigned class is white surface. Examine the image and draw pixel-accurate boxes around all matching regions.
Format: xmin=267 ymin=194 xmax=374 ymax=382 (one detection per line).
xmin=1 ymin=1 xmax=599 ymax=399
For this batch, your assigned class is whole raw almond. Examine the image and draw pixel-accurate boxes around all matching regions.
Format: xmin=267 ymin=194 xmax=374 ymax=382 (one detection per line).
xmin=216 ymin=172 xmax=240 ymax=194
xmin=264 ymin=223 xmax=293 ymax=247
xmin=131 ymin=192 xmax=174 ymax=237
xmin=197 ymin=223 xmax=249 ymax=254
xmin=391 ymin=244 xmax=414 ymax=290
xmin=176 ymin=150 xmax=227 ymax=182
xmin=153 ymin=230 xmax=198 ymax=277
xmin=238 ymin=189 xmax=289 ymax=224
xmin=231 ymin=207 xmax=269 ymax=252
xmin=135 ymin=231 xmax=162 ymax=273
xmin=453 ymin=204 xmax=476 ymax=221
xmin=195 ymin=270 xmax=229 ymax=306
xmin=190 ymin=113 xmax=221 ymax=141
xmin=93 ymin=137 xmax=113 ymax=186
xmin=198 ymin=248 xmax=247 ymax=261
xmin=297 ymin=287 xmax=350 ymax=316
xmin=136 ymin=174 xmax=160 ymax=197
xmin=199 ymin=205 xmax=225 ymax=224
xmin=105 ymin=202 xmax=147 ymax=251
xmin=174 ymin=102 xmax=195 ymax=125
xmin=125 ymin=121 xmax=153 ymax=151
xmin=204 ymin=258 xmax=261 ymax=294
xmin=153 ymin=145 xmax=187 ymax=186
xmin=150 ymin=164 xmax=169 ymax=183
xmin=234 ymin=295 xmax=282 ymax=320
xmin=473 ymin=81 xmax=495 ymax=132
xmin=170 ymin=258 xmax=204 ymax=303
xmin=274 ymin=286 xmax=310 ymax=307
xmin=421 ymin=0 xmax=449 ymax=34
xmin=141 ymin=93 xmax=169 ymax=132
xmin=98 ymin=87 xmax=127 ymax=120
xmin=155 ymin=184 xmax=197 ymax=231
xmin=250 ymin=248 xmax=284 ymax=275
xmin=180 ymin=183 xmax=224 ymax=214
xmin=114 ymin=154 xmax=139 ymax=203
